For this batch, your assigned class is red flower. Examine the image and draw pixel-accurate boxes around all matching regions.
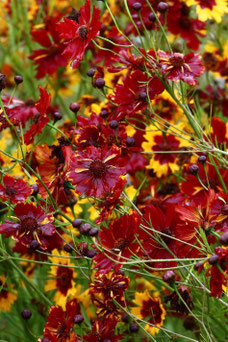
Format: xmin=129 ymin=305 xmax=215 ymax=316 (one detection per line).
xmin=95 ymin=178 xmax=126 ymax=225
xmin=34 ymin=142 xmax=75 ymax=206
xmin=141 ymin=205 xmax=190 ymax=268
xmin=94 ymin=213 xmax=141 ymax=273
xmin=23 ymin=87 xmax=51 ymax=145
xmin=167 ymin=1 xmax=205 ymax=50
xmin=0 ymin=203 xmax=55 ymax=250
xmin=90 ymin=272 xmax=129 ymax=299
xmin=84 ymin=318 xmax=120 ymax=342
xmin=158 ymin=51 xmax=204 ymax=85
xmin=0 ymin=175 xmax=32 ymax=203
xmin=113 ymin=69 xmax=164 ymax=121
xmin=207 ymin=247 xmax=228 ymax=298
xmin=29 ymin=15 xmax=68 ymax=79
xmin=43 ymin=299 xmax=81 ymax=342
xmin=68 ymin=145 xmax=126 ymax=198
xmin=1 ymin=94 xmax=38 ymax=129
xmin=56 ymin=0 xmax=101 ymax=69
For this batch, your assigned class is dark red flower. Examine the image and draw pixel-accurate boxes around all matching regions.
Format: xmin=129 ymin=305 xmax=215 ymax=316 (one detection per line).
xmin=95 ymin=178 xmax=126 ymax=225
xmin=29 ymin=15 xmax=68 ymax=79
xmin=34 ymin=143 xmax=75 ymax=206
xmin=167 ymin=1 xmax=205 ymax=51
xmin=113 ymin=69 xmax=164 ymax=121
xmin=181 ymin=163 xmax=228 ymax=205
xmin=158 ymin=51 xmax=204 ymax=85
xmin=43 ymin=299 xmax=81 ymax=342
xmin=90 ymin=272 xmax=129 ymax=299
xmin=56 ymin=0 xmax=101 ymax=69
xmin=68 ymin=145 xmax=126 ymax=198
xmin=94 ymin=213 xmax=141 ymax=273
xmin=0 ymin=203 xmax=55 ymax=250
xmin=1 ymin=94 xmax=38 ymax=130
xmin=141 ymin=204 xmax=195 ymax=268
xmin=84 ymin=318 xmax=121 ymax=342
xmin=23 ymin=87 xmax=51 ymax=145
xmin=207 ymin=247 xmax=228 ymax=297
xmin=0 ymin=175 xmax=32 ymax=203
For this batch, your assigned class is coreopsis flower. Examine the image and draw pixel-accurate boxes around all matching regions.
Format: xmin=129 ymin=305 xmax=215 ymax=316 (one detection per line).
xmin=112 ymin=69 xmax=164 ymax=121
xmin=0 ymin=175 xmax=32 ymax=203
xmin=165 ymin=286 xmax=194 ymax=315
xmin=29 ymin=15 xmax=68 ymax=79
xmin=84 ymin=318 xmax=121 ymax=342
xmin=43 ymin=299 xmax=81 ymax=341
xmin=56 ymin=0 xmax=101 ymax=69
xmin=23 ymin=87 xmax=51 ymax=145
xmin=34 ymin=142 xmax=76 ymax=206
xmin=95 ymin=178 xmax=126 ymax=225
xmin=131 ymin=290 xmax=166 ymax=336
xmin=90 ymin=272 xmax=129 ymax=299
xmin=1 ymin=94 xmax=38 ymax=129
xmin=44 ymin=249 xmax=77 ymax=308
xmin=0 ymin=203 xmax=55 ymax=250
xmin=181 ymin=163 xmax=228 ymax=205
xmin=68 ymin=145 xmax=126 ymax=198
xmin=158 ymin=51 xmax=204 ymax=85
xmin=141 ymin=204 xmax=197 ymax=268
xmin=93 ymin=213 xmax=141 ymax=273
xmin=206 ymin=247 xmax=228 ymax=297
xmin=142 ymin=124 xmax=189 ymax=177
xmin=185 ymin=0 xmax=228 ymax=23
xmin=167 ymin=1 xmax=205 ymax=51
xmin=0 ymin=276 xmax=17 ymax=312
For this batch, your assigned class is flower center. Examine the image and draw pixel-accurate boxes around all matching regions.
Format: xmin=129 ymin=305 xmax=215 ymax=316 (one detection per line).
xmin=169 ymin=54 xmax=184 ymax=68
xmin=5 ymin=187 xmax=17 ymax=197
xmin=78 ymin=25 xmax=88 ymax=39
xmin=113 ymin=238 xmax=128 ymax=252
xmin=161 ymin=228 xmax=172 ymax=244
xmin=89 ymin=159 xmax=106 ymax=177
xmin=20 ymin=216 xmax=38 ymax=233
xmin=179 ymin=16 xmax=191 ymax=30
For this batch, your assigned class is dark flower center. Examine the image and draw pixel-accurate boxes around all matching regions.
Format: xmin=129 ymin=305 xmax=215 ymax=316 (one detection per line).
xmin=179 ymin=16 xmax=191 ymax=30
xmin=169 ymin=54 xmax=184 ymax=68
xmin=78 ymin=25 xmax=88 ymax=39
xmin=203 ymin=52 xmax=218 ymax=70
xmin=20 ymin=216 xmax=38 ymax=232
xmin=89 ymin=159 xmax=106 ymax=177
xmin=161 ymin=228 xmax=172 ymax=244
xmin=113 ymin=238 xmax=128 ymax=251
xmin=5 ymin=186 xmax=17 ymax=196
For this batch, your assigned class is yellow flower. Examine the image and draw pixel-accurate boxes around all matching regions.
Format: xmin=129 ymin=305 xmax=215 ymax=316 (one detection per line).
xmin=185 ymin=0 xmax=228 ymax=23
xmin=131 ymin=290 xmax=166 ymax=336
xmin=0 ymin=276 xmax=17 ymax=312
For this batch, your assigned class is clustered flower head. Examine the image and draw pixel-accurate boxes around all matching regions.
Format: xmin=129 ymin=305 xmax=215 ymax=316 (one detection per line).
xmin=0 ymin=0 xmax=228 ymax=341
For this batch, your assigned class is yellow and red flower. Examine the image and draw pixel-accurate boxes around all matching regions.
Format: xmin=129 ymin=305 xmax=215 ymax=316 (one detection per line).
xmin=0 ymin=276 xmax=17 ymax=312
xmin=45 ymin=249 xmax=77 ymax=308
xmin=185 ymin=0 xmax=228 ymax=23
xmin=131 ymin=290 xmax=166 ymax=336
